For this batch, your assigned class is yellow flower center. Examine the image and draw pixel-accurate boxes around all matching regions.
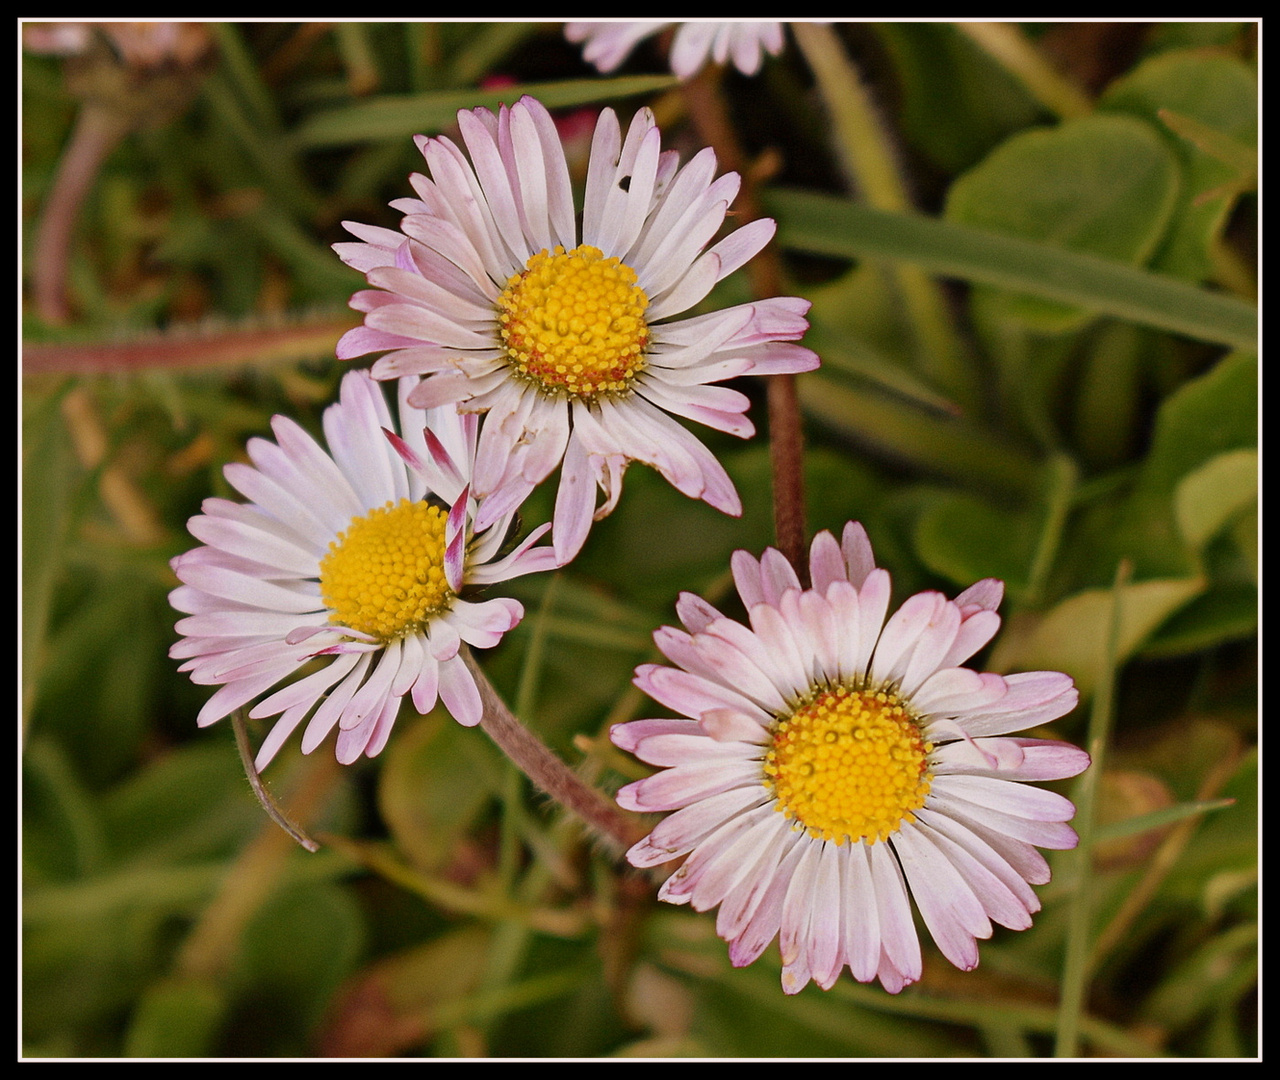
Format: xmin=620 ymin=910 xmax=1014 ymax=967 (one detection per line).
xmin=497 ymin=244 xmax=649 ymax=399
xmin=764 ymin=685 xmax=933 ymax=845
xmin=319 ymin=499 xmax=453 ymax=642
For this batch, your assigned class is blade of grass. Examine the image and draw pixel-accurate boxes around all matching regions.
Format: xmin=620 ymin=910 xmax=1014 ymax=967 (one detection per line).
xmin=798 ymin=371 xmax=1042 ymax=496
xmin=292 ymin=75 xmax=679 ymax=147
xmin=769 ymin=189 xmax=1257 ymax=350
xmin=1056 ymin=559 xmax=1130 ymax=1057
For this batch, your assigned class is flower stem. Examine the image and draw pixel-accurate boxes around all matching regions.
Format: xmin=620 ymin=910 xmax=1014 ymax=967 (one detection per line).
xmin=463 ymin=648 xmax=648 ymax=852
xmin=766 ymin=374 xmax=808 ymax=584
xmin=31 ymin=102 xmax=132 ymax=325
xmin=1055 ymin=559 xmax=1129 ymax=1057
xmin=232 ymin=706 xmax=320 ymax=853
xmin=681 ymin=65 xmax=808 ymax=579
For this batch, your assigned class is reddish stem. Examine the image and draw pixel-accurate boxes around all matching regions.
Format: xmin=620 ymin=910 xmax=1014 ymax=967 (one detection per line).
xmin=680 ymin=67 xmax=809 ymax=582
xmin=464 ymin=649 xmax=648 ymax=852
xmin=31 ymin=103 xmax=131 ymax=325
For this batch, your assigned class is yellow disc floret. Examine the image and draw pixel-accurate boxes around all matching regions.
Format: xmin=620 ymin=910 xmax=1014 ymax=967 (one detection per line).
xmin=764 ymin=685 xmax=933 ymax=845
xmin=319 ymin=499 xmax=453 ymax=642
xmin=497 ymin=244 xmax=649 ymax=399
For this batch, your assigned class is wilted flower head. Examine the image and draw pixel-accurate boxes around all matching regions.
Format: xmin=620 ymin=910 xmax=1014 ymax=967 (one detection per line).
xmin=614 ymin=523 xmax=1089 ymax=994
xmin=335 ymin=95 xmax=817 ymax=564
xmin=169 ymin=370 xmax=556 ymax=769
xmin=566 ymin=21 xmax=785 ymax=79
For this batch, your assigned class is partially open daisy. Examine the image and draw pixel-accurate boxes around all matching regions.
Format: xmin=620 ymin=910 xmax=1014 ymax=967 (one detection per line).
xmin=565 ymin=21 xmax=786 ymax=79
xmin=334 ymin=95 xmax=818 ymax=564
xmin=614 ymin=523 xmax=1089 ymax=994
xmin=169 ymin=369 xmax=557 ymax=769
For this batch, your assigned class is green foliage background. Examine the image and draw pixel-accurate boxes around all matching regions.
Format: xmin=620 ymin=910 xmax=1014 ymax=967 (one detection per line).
xmin=22 ymin=21 xmax=1256 ymax=1058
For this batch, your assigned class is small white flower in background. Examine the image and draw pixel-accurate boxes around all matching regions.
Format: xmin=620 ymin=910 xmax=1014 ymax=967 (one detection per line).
xmin=613 ymin=522 xmax=1089 ymax=994
xmin=565 ymin=21 xmax=786 ymax=79
xmin=335 ymin=95 xmax=817 ymax=564
xmin=169 ymin=370 xmax=557 ymax=769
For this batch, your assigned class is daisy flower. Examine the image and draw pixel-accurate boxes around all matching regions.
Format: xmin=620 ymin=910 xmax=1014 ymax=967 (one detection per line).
xmin=334 ymin=95 xmax=818 ymax=564
xmin=169 ymin=369 xmax=557 ymax=769
xmin=565 ymin=21 xmax=786 ymax=79
xmin=613 ymin=523 xmax=1089 ymax=994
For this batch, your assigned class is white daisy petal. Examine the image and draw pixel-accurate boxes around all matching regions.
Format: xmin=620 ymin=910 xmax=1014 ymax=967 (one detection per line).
xmin=613 ymin=520 xmax=1088 ymax=993
xmin=627 ymin=785 xmax=769 ymax=868
xmin=169 ymin=370 xmax=555 ymax=768
xmin=841 ymin=842 xmax=882 ymax=983
xmin=437 ymin=653 xmax=483 ymax=727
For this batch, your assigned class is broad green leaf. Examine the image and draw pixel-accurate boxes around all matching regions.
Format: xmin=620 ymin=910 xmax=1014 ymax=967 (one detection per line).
xmin=22 ymin=737 xmax=108 ymax=884
xmin=1174 ymin=449 xmax=1257 ymax=552
xmin=989 ymin=576 xmax=1204 ymax=698
xmin=1139 ymin=351 xmax=1257 ymax=496
xmin=235 ymin=883 xmax=367 ymax=1055
xmin=1071 ymin=321 xmax=1149 ymax=470
xmin=945 ymin=113 xmax=1180 ymax=331
xmin=1231 ymin=505 xmax=1257 ymax=582
xmin=1100 ymin=51 xmax=1257 ymax=282
xmin=914 ymin=492 xmax=1036 ymax=592
xmin=875 ymin=23 xmax=1043 ymax=174
xmin=33 ymin=575 xmax=171 ymax=785
xmin=378 ymin=709 xmax=502 ymax=874
xmin=1103 ymin=350 xmax=1257 ymax=579
xmin=1142 ymin=582 xmax=1257 ymax=657
xmin=101 ymin=741 xmax=261 ymax=867
xmin=123 ymin=978 xmax=227 ymax=1058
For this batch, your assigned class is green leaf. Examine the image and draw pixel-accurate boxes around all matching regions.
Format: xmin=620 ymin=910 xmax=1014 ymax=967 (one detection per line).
xmin=292 ymin=76 xmax=679 ymax=147
xmin=1100 ymin=51 xmax=1257 ymax=282
xmin=22 ymin=387 xmax=78 ymax=730
xmin=1138 ymin=922 xmax=1257 ymax=1032
xmin=377 ymin=709 xmax=501 ymax=874
xmin=123 ymin=978 xmax=227 ymax=1058
xmin=1142 ymin=582 xmax=1257 ymax=656
xmin=913 ymin=492 xmax=1037 ymax=592
xmin=233 ymin=883 xmax=366 ymax=1055
xmin=989 ymin=576 xmax=1204 ymax=699
xmin=1139 ymin=351 xmax=1257 ymax=497
xmin=101 ymin=742 xmax=262 ymax=867
xmin=1093 ymin=796 xmax=1235 ymax=843
xmin=23 ymin=738 xmax=108 ymax=884
xmin=798 ymin=371 xmax=1041 ymax=496
xmin=1102 ymin=350 xmax=1258 ymax=579
xmin=945 ymin=113 xmax=1180 ymax=331
xmin=1071 ymin=321 xmax=1149 ymax=469
xmin=875 ymin=23 xmax=1044 ymax=174
xmin=769 ymin=189 xmax=1256 ymax=350
xmin=1174 ymin=449 xmax=1257 ymax=552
